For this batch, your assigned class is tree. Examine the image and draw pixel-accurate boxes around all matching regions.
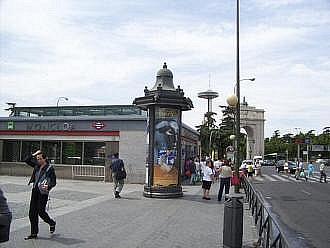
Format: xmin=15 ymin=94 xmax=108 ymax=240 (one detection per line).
xmin=196 ymin=112 xmax=217 ymax=156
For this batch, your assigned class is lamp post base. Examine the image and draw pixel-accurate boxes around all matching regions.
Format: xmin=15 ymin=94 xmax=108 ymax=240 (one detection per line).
xmin=143 ymin=185 xmax=183 ymax=198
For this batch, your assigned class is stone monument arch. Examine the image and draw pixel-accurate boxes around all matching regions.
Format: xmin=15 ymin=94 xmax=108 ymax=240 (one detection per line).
xmin=240 ymin=99 xmax=265 ymax=160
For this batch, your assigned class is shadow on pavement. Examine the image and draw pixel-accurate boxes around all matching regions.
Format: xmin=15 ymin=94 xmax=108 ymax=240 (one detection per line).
xmin=38 ymin=234 xmax=86 ymax=245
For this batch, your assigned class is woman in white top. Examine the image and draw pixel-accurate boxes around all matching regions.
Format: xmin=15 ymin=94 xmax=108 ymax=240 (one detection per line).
xmin=201 ymin=159 xmax=214 ymax=200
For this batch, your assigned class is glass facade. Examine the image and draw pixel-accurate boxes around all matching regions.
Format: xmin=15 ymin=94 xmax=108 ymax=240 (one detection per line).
xmin=21 ymin=141 xmax=40 ymax=160
xmin=1 ymin=140 xmax=118 ymax=166
xmin=3 ymin=140 xmax=20 ymax=162
xmin=84 ymin=142 xmax=106 ymax=165
xmin=62 ymin=142 xmax=83 ymax=165
xmin=10 ymin=105 xmax=144 ymax=117
xmin=43 ymin=141 xmax=61 ymax=164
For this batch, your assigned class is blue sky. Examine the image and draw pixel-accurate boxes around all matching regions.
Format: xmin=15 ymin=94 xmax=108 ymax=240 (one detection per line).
xmin=1 ymin=0 xmax=329 ymax=137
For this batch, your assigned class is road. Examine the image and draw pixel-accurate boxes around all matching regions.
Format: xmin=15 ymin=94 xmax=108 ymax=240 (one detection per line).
xmin=249 ymin=165 xmax=330 ymax=248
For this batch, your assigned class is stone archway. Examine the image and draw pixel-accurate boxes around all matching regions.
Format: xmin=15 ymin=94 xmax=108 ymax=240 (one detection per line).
xmin=240 ymin=102 xmax=265 ymax=159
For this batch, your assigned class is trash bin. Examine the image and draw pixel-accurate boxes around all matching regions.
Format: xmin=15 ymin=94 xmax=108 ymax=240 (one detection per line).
xmin=223 ymin=196 xmax=243 ymax=248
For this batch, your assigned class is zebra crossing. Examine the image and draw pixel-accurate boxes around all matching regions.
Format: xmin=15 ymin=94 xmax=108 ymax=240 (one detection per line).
xmin=251 ymin=172 xmax=325 ymax=184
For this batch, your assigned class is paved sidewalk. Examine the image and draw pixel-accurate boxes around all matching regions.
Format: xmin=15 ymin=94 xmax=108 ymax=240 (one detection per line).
xmin=0 ymin=176 xmax=258 ymax=248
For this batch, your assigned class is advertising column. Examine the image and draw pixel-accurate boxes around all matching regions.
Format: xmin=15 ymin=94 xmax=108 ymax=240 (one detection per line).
xmin=153 ymin=107 xmax=180 ymax=187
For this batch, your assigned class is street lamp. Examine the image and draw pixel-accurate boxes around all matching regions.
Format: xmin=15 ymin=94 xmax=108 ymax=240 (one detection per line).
xmin=234 ymin=0 xmax=240 ymax=193
xmin=234 ymin=78 xmax=255 ymax=94
xmin=56 ymin=97 xmax=69 ymax=116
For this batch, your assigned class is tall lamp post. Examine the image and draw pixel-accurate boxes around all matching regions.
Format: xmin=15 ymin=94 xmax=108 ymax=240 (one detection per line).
xmin=228 ymin=0 xmax=256 ymax=193
xmin=56 ymin=97 xmax=69 ymax=116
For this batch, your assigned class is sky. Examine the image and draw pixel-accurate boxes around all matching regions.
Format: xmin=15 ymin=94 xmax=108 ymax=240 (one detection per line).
xmin=0 ymin=0 xmax=329 ymax=138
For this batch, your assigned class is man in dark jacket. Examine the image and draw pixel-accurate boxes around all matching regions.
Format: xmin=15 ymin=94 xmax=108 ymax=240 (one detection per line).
xmin=24 ymin=150 xmax=56 ymax=240
xmin=0 ymin=188 xmax=12 ymax=243
xmin=110 ymin=153 xmax=126 ymax=198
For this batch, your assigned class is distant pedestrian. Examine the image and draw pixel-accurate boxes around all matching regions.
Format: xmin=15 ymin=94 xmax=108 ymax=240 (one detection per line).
xmin=319 ymin=163 xmax=327 ymax=183
xmin=110 ymin=153 xmax=126 ymax=198
xmin=295 ymin=160 xmax=303 ymax=179
xmin=299 ymin=168 xmax=307 ymax=181
xmin=217 ymin=160 xmax=232 ymax=202
xmin=24 ymin=150 xmax=57 ymax=240
xmin=190 ymin=159 xmax=197 ymax=185
xmin=247 ymin=163 xmax=254 ymax=178
xmin=307 ymin=161 xmax=315 ymax=179
xmin=284 ymin=162 xmax=289 ymax=176
xmin=194 ymin=157 xmax=202 ymax=182
xmin=214 ymin=158 xmax=223 ymax=181
xmin=201 ymin=159 xmax=214 ymax=200
xmin=0 ymin=188 xmax=12 ymax=243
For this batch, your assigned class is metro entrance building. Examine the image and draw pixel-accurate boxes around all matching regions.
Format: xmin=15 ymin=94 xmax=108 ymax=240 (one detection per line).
xmin=0 ymin=105 xmax=199 ymax=183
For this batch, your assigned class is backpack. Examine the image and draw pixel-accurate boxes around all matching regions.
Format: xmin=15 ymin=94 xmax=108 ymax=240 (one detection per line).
xmin=115 ymin=160 xmax=126 ymax=180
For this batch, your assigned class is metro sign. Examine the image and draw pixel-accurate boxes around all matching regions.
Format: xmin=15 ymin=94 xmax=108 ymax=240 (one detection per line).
xmin=92 ymin=121 xmax=106 ymax=130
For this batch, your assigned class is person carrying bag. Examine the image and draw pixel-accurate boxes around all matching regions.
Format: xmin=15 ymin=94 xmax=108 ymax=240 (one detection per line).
xmin=110 ymin=153 xmax=126 ymax=198
xmin=24 ymin=150 xmax=56 ymax=240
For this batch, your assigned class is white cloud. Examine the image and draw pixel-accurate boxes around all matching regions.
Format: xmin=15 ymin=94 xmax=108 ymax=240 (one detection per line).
xmin=0 ymin=0 xmax=329 ymax=139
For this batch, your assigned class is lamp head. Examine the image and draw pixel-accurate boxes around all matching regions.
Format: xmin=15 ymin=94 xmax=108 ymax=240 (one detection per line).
xmin=226 ymin=95 xmax=238 ymax=107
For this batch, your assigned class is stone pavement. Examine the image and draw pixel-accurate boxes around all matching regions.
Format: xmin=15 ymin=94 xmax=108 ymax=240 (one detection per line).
xmin=0 ymin=176 xmax=258 ymax=248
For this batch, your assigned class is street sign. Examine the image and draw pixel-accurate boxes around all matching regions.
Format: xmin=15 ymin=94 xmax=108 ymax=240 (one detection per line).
xmin=294 ymin=138 xmax=304 ymax=144
xmin=303 ymin=151 xmax=308 ymax=155
xmin=7 ymin=121 xmax=14 ymax=130
xmin=305 ymin=138 xmax=311 ymax=144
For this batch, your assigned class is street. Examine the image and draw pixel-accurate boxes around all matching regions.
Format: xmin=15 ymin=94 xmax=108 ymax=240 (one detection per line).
xmin=248 ymin=165 xmax=330 ymax=248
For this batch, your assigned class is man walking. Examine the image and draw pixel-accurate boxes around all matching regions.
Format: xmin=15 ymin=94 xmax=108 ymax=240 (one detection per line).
xmin=24 ymin=150 xmax=56 ymax=240
xmin=0 ymin=188 xmax=12 ymax=243
xmin=111 ymin=153 xmax=126 ymax=198
xmin=320 ymin=162 xmax=327 ymax=183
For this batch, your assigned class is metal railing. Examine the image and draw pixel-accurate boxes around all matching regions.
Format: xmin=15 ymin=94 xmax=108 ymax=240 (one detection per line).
xmin=242 ymin=176 xmax=309 ymax=248
xmin=72 ymin=165 xmax=106 ymax=182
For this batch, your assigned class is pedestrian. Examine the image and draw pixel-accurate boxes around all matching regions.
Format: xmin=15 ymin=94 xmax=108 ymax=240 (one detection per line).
xmin=300 ymin=168 xmax=307 ymax=181
xmin=110 ymin=153 xmax=126 ymax=198
xmin=201 ymin=159 xmax=214 ymax=200
xmin=0 ymin=188 xmax=12 ymax=243
xmin=184 ymin=158 xmax=194 ymax=184
xmin=214 ymin=158 xmax=222 ymax=181
xmin=307 ymin=161 xmax=315 ymax=179
xmin=194 ymin=157 xmax=201 ymax=182
xmin=190 ymin=159 xmax=197 ymax=185
xmin=295 ymin=160 xmax=303 ymax=180
xmin=319 ymin=162 xmax=327 ymax=183
xmin=284 ymin=161 xmax=289 ymax=176
xmin=24 ymin=150 xmax=56 ymax=240
xmin=247 ymin=163 xmax=254 ymax=178
xmin=217 ymin=160 xmax=232 ymax=202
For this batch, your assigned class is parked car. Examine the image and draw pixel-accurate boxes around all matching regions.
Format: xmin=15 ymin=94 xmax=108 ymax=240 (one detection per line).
xmin=316 ymin=158 xmax=330 ymax=165
xmin=276 ymin=160 xmax=297 ymax=174
xmin=263 ymin=159 xmax=276 ymax=166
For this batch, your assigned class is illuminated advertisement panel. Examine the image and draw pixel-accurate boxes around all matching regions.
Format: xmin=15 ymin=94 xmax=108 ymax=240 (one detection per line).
xmin=153 ymin=107 xmax=179 ymax=187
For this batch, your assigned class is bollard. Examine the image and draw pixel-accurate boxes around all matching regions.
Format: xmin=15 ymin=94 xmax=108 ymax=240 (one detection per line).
xmin=223 ymin=195 xmax=244 ymax=248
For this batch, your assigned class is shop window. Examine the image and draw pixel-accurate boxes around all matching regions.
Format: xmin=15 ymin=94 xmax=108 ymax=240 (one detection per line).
xmin=84 ymin=142 xmax=106 ymax=165
xmin=62 ymin=142 xmax=82 ymax=165
xmin=21 ymin=141 xmax=40 ymax=160
xmin=3 ymin=140 xmax=20 ymax=162
xmin=42 ymin=141 xmax=61 ymax=164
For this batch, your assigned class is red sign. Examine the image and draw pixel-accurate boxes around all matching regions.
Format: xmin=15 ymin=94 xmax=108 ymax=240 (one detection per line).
xmin=294 ymin=138 xmax=304 ymax=144
xmin=92 ymin=121 xmax=106 ymax=130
